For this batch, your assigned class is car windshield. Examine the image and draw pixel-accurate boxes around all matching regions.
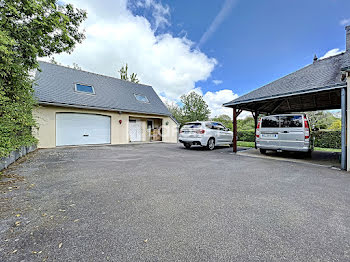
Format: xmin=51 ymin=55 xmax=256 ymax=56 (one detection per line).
xmin=182 ymin=123 xmax=202 ymax=128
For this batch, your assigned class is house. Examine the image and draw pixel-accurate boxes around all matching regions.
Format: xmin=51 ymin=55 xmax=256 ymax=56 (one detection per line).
xmin=224 ymin=26 xmax=350 ymax=170
xmin=33 ymin=61 xmax=178 ymax=148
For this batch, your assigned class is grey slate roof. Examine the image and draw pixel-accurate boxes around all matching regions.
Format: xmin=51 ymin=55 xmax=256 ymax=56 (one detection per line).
xmin=224 ymin=51 xmax=350 ymax=107
xmin=34 ymin=61 xmax=171 ymax=116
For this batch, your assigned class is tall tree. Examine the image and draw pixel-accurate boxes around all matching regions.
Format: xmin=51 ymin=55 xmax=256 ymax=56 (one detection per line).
xmin=180 ymin=92 xmax=211 ymax=123
xmin=118 ymin=64 xmax=140 ymax=83
xmin=0 ymin=0 xmax=87 ymax=157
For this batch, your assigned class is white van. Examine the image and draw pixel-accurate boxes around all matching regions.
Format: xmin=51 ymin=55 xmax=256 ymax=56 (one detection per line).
xmin=256 ymin=114 xmax=313 ymax=154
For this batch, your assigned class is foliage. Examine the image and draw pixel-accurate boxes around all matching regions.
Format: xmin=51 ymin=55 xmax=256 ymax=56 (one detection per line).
xmin=165 ymin=102 xmax=184 ymax=125
xmin=237 ymin=130 xmax=256 ymax=142
xmin=329 ymin=119 xmax=341 ymax=130
xmin=212 ymin=114 xmax=232 ymax=130
xmin=0 ymin=0 xmax=87 ymax=157
xmin=237 ymin=116 xmax=255 ymax=130
xmin=119 ymin=64 xmax=140 ymax=83
xmin=313 ymin=131 xmax=341 ymax=149
xmin=306 ymin=111 xmax=339 ymax=130
xmin=180 ymin=92 xmax=211 ymax=123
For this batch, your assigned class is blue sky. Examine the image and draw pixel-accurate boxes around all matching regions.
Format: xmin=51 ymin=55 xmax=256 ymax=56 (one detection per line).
xmin=51 ymin=0 xmax=350 ymax=117
xmin=159 ymin=0 xmax=350 ymax=95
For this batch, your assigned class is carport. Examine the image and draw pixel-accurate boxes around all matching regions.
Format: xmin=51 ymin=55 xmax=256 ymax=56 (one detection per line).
xmin=224 ymin=26 xmax=350 ymax=170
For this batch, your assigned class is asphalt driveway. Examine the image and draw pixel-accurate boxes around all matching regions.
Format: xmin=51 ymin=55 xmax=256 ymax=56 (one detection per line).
xmin=1 ymin=143 xmax=350 ymax=261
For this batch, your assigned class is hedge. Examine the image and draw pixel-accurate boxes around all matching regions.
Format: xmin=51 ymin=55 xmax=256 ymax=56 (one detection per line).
xmin=237 ymin=130 xmax=341 ymax=149
xmin=238 ymin=130 xmax=255 ymax=142
xmin=313 ymin=130 xmax=341 ymax=149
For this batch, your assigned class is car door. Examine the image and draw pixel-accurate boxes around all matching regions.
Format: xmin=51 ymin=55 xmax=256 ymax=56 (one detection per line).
xmin=211 ymin=122 xmax=223 ymax=142
xmin=218 ymin=123 xmax=232 ymax=143
xmin=278 ymin=115 xmax=304 ymax=149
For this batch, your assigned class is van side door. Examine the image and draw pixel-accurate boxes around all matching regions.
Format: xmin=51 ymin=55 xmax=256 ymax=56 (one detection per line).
xmin=278 ymin=115 xmax=304 ymax=149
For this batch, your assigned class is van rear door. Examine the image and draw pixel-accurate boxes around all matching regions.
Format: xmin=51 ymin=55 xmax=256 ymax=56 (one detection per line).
xmin=278 ymin=115 xmax=304 ymax=149
xmin=259 ymin=115 xmax=280 ymax=149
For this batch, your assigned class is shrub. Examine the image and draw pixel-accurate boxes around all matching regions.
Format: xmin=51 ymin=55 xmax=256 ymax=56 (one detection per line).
xmin=313 ymin=130 xmax=341 ymax=149
xmin=238 ymin=130 xmax=255 ymax=142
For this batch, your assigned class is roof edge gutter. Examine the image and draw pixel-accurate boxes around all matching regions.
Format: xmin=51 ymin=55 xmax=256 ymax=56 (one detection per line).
xmin=223 ymin=84 xmax=346 ymax=107
xmin=37 ymin=101 xmax=171 ymax=117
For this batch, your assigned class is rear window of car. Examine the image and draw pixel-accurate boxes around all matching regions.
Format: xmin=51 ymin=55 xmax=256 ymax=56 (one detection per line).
xmin=261 ymin=116 xmax=279 ymax=128
xmin=280 ymin=115 xmax=303 ymax=128
xmin=182 ymin=123 xmax=202 ymax=128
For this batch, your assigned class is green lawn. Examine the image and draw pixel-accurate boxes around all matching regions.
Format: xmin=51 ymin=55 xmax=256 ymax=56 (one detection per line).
xmin=237 ymin=141 xmax=341 ymax=152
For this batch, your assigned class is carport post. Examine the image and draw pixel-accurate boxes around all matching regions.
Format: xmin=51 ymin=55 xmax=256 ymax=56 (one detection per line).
xmin=341 ymin=87 xmax=347 ymax=170
xmin=233 ymin=107 xmax=237 ymax=153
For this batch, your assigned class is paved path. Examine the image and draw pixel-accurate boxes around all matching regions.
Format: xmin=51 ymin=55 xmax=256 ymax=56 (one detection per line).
xmin=1 ymin=143 xmax=350 ymax=261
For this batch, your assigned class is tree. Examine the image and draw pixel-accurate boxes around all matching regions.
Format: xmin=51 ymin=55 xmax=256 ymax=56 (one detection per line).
xmin=165 ymin=102 xmax=184 ymax=125
xmin=180 ymin=92 xmax=211 ymax=123
xmin=212 ymin=114 xmax=233 ymax=130
xmin=306 ymin=111 xmax=338 ymax=130
xmin=119 ymin=64 xmax=140 ymax=83
xmin=0 ymin=0 xmax=87 ymax=157
xmin=329 ymin=119 xmax=341 ymax=130
xmin=237 ymin=116 xmax=255 ymax=130
xmin=72 ymin=62 xmax=82 ymax=70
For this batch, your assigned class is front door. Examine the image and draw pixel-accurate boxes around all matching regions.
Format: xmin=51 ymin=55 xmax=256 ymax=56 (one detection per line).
xmin=129 ymin=120 xmax=142 ymax=142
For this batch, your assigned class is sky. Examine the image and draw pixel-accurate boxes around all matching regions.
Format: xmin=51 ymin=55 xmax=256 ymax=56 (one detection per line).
xmin=48 ymin=0 xmax=350 ymax=118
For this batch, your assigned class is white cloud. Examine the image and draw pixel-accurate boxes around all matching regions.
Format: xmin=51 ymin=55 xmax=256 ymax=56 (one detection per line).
xmin=340 ymin=18 xmax=350 ymax=26
xmin=134 ymin=0 xmax=170 ymax=30
xmin=202 ymin=89 xmax=238 ymax=118
xmin=198 ymin=0 xmax=238 ymax=47
xmin=212 ymin=79 xmax=223 ymax=85
xmin=319 ymin=48 xmax=344 ymax=59
xmin=49 ymin=0 xmax=217 ymax=100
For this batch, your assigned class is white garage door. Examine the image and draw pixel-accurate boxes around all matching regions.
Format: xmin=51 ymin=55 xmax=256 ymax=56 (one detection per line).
xmin=56 ymin=113 xmax=111 ymax=146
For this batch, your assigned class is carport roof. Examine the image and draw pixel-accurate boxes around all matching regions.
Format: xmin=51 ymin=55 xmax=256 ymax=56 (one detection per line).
xmin=224 ymin=51 xmax=350 ymax=108
xmin=34 ymin=61 xmax=172 ymax=117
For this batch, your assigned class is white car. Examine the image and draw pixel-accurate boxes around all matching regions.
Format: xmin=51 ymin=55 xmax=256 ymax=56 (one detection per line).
xmin=179 ymin=121 xmax=233 ymax=150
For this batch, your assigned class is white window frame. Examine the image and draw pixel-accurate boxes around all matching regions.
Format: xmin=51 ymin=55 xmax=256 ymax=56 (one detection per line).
xmin=134 ymin=93 xmax=149 ymax=103
xmin=74 ymin=83 xmax=96 ymax=95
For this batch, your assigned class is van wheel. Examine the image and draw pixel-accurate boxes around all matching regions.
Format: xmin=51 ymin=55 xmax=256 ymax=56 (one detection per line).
xmin=184 ymin=143 xmax=191 ymax=149
xmin=260 ymin=149 xmax=267 ymax=154
xmin=207 ymin=138 xmax=215 ymax=150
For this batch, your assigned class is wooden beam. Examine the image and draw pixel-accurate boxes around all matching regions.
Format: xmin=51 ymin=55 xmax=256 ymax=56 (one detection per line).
xmin=271 ymin=99 xmax=285 ymax=114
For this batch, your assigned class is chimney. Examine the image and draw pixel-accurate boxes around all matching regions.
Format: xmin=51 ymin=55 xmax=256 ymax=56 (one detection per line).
xmin=346 ymin=25 xmax=350 ymax=52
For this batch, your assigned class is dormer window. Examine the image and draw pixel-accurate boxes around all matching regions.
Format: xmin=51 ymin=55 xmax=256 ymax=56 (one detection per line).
xmin=134 ymin=94 xmax=149 ymax=103
xmin=75 ymin=83 xmax=95 ymax=94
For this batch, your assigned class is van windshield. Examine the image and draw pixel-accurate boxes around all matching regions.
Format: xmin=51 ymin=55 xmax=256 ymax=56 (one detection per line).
xmin=280 ymin=115 xmax=303 ymax=128
xmin=182 ymin=123 xmax=202 ymax=128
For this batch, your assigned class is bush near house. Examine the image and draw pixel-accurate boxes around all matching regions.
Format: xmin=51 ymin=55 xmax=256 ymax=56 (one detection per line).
xmin=237 ymin=130 xmax=341 ymax=149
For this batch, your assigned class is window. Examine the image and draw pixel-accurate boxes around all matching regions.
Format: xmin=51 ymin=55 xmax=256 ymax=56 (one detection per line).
xmin=134 ymin=94 xmax=149 ymax=103
xmin=261 ymin=116 xmax=279 ymax=128
xmin=280 ymin=115 xmax=302 ymax=128
xmin=75 ymin=84 xmax=94 ymax=94
xmin=183 ymin=123 xmax=202 ymax=128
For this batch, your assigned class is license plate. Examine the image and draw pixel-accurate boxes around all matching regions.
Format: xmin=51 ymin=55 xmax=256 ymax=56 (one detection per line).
xmin=261 ymin=133 xmax=278 ymax=139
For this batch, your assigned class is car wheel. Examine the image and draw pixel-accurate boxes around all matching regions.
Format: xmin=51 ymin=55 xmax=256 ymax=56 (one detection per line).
xmin=260 ymin=148 xmax=267 ymax=154
xmin=184 ymin=143 xmax=191 ymax=149
xmin=207 ymin=138 xmax=215 ymax=150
